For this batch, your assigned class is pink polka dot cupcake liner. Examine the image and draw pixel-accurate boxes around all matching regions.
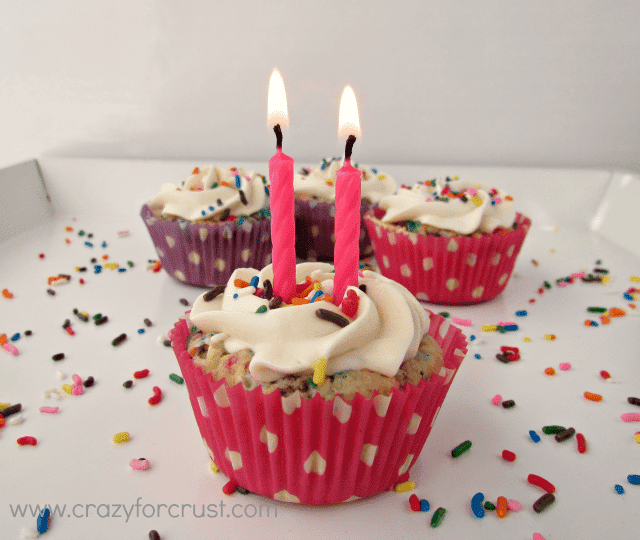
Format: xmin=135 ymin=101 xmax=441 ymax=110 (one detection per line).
xmin=294 ymin=198 xmax=375 ymax=262
xmin=141 ymin=204 xmax=272 ymax=287
xmin=364 ymin=211 xmax=531 ymax=305
xmin=171 ymin=310 xmax=467 ymax=505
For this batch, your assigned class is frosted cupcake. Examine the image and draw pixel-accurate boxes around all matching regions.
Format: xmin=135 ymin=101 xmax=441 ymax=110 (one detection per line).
xmin=141 ymin=165 xmax=272 ymax=287
xmin=364 ymin=176 xmax=531 ymax=304
xmin=171 ymin=261 xmax=467 ymax=504
xmin=294 ymin=158 xmax=396 ymax=261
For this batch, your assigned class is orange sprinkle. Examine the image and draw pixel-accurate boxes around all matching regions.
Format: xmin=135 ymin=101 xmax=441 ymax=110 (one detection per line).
xmin=544 ymin=367 xmax=555 ymax=376
xmin=584 ymin=392 xmax=603 ymax=402
xmin=0 ymin=417 xmax=5 ymax=428
xmin=496 ymin=496 xmax=508 ymax=518
xmin=2 ymin=289 xmax=13 ymax=299
xmin=584 ymin=320 xmax=592 ymax=326
xmin=600 ymin=316 xmax=611 ymax=325
xmin=300 ymin=281 xmax=318 ymax=298
xmin=629 ymin=304 xmax=636 ymax=309
xmin=220 ymin=181 xmax=230 ymax=187
xmin=0 ymin=334 xmax=6 ymax=346
xmin=234 ymin=279 xmax=249 ymax=288
xmin=505 ymin=195 xmax=513 ymax=201
xmin=192 ymin=167 xmax=200 ymax=174
xmin=316 ymin=294 xmax=332 ymax=303
xmin=152 ymin=261 xmax=162 ymax=273
xmin=609 ymin=307 xmax=626 ymax=317
xmin=102 ymin=254 xmax=109 ymax=260
xmin=65 ymin=226 xmax=73 ymax=232
xmin=65 ymin=238 xmax=71 ymax=244
xmin=291 ymin=297 xmax=310 ymax=305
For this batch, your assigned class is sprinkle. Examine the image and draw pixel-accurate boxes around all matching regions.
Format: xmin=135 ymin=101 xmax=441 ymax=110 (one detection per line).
xmin=2 ymin=288 xmax=14 ymax=298
xmin=559 ymin=362 xmax=571 ymax=371
xmin=628 ymin=475 xmax=640 ymax=485
xmin=61 ymin=384 xmax=73 ymax=394
xmin=627 ymin=397 xmax=640 ymax=407
xmin=113 ymin=432 xmax=130 ymax=444
xmin=256 ymin=305 xmax=268 ymax=314
xmin=169 ymin=373 xmax=184 ymax=384
xmin=0 ymin=403 xmax=22 ymax=417
xmin=111 ymin=333 xmax=127 ymax=346
xmin=420 ymin=499 xmax=430 ymax=512
xmin=17 ymin=436 xmax=37 ymax=446
xmin=555 ymin=427 xmax=576 ymax=442
xmin=179 ymin=298 xmax=189 ymax=306
xmin=312 ymin=357 xmax=327 ymax=386
xmin=148 ymin=386 xmax=162 ymax=405
xmin=544 ymin=334 xmax=556 ymax=340
xmin=149 ymin=531 xmax=161 ymax=540
xmin=95 ymin=315 xmax=108 ymax=325
xmin=203 ymin=285 xmax=225 ymax=302
xmin=123 ymin=380 xmax=133 ymax=389
xmin=496 ymin=496 xmax=508 ymax=518
xmin=515 ymin=310 xmax=527 ymax=316
xmin=471 ymin=493 xmax=485 ymax=518
xmin=409 ymin=494 xmax=420 ymax=511
xmin=491 ymin=394 xmax=502 ymax=405
xmin=542 ymin=425 xmax=566 ymax=434
xmin=83 ymin=376 xmax=95 ymax=388
xmin=533 ymin=493 xmax=555 ymax=513
xmin=451 ymin=317 xmax=471 ymax=326
xmin=545 ymin=367 xmax=556 ymax=376
xmin=134 ymin=369 xmax=150 ymax=379
xmin=39 ymin=406 xmax=59 ymax=414
xmin=394 ymin=481 xmax=415 ymax=493
xmin=315 ymin=308 xmax=350 ymax=327
xmin=451 ymin=440 xmax=472 ymax=458
xmin=130 ymin=458 xmax=150 ymax=471
xmin=2 ymin=343 xmax=19 ymax=356
xmin=609 ymin=307 xmax=626 ymax=317
xmin=615 ymin=484 xmax=625 ymax=494
xmin=222 ymin=480 xmax=238 ymax=495
xmin=587 ymin=307 xmax=607 ymax=313
xmin=430 ymin=507 xmax=446 ymax=528
xmin=576 ymin=433 xmax=587 ymax=453
xmin=502 ymin=450 xmax=516 ymax=462
xmin=482 ymin=325 xmax=497 ymax=332
xmin=483 ymin=501 xmax=496 ymax=511
xmin=528 ymin=473 xmax=555 ymax=493
xmin=621 ymin=413 xmax=640 ymax=422
xmin=584 ymin=392 xmax=602 ymax=402
xmin=210 ymin=461 xmax=219 ymax=473
xmin=502 ymin=399 xmax=516 ymax=409
xmin=507 ymin=499 xmax=522 ymax=512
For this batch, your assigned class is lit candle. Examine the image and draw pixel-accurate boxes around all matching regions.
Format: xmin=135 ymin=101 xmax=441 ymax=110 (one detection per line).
xmin=333 ymin=85 xmax=362 ymax=306
xmin=267 ymin=68 xmax=296 ymax=303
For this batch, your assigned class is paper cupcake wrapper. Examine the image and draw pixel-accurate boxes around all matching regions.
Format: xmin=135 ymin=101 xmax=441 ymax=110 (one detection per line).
xmin=364 ymin=212 xmax=531 ymax=305
xmin=141 ymin=204 xmax=272 ymax=287
xmin=171 ymin=310 xmax=467 ymax=505
xmin=294 ymin=198 xmax=375 ymax=262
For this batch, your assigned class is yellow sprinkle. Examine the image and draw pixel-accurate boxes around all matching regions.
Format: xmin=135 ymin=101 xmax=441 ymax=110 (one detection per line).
xmin=523 ymin=337 xmax=531 ymax=342
xmin=0 ymin=402 xmax=11 ymax=409
xmin=378 ymin=174 xmax=387 ymax=180
xmin=635 ymin=433 xmax=640 ymax=444
xmin=313 ymin=282 xmax=321 ymax=291
xmin=61 ymin=384 xmax=74 ymax=395
xmin=482 ymin=325 xmax=497 ymax=332
xmin=630 ymin=276 xmax=640 ymax=283
xmin=211 ymin=461 xmax=219 ymax=473
xmin=104 ymin=262 xmax=119 ymax=270
xmin=75 ymin=266 xmax=81 ymax=271
xmin=394 ymin=481 xmax=415 ymax=493
xmin=470 ymin=196 xmax=483 ymax=207
xmin=312 ymin=357 xmax=327 ymax=386
xmin=113 ymin=432 xmax=130 ymax=444
xmin=602 ymin=275 xmax=610 ymax=284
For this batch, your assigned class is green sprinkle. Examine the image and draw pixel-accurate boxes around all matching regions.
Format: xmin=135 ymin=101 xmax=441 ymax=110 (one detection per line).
xmin=542 ymin=425 xmax=566 ymax=435
xmin=451 ymin=440 xmax=472 ymax=458
xmin=169 ymin=373 xmax=184 ymax=385
xmin=587 ymin=307 xmax=607 ymax=313
xmin=92 ymin=313 xmax=102 ymax=321
xmin=496 ymin=325 xmax=507 ymax=334
xmin=256 ymin=305 xmax=268 ymax=314
xmin=127 ymin=261 xmax=134 ymax=268
xmin=544 ymin=281 xmax=552 ymax=289
xmin=439 ymin=312 xmax=450 ymax=318
xmin=483 ymin=501 xmax=496 ymax=511
xmin=307 ymin=378 xmax=317 ymax=389
xmin=78 ymin=230 xmax=85 ymax=236
xmin=430 ymin=507 xmax=446 ymax=528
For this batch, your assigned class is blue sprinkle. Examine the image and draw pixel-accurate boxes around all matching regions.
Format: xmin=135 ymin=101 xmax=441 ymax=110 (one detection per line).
xmin=529 ymin=430 xmax=541 ymax=443
xmin=624 ymin=292 xmax=634 ymax=301
xmin=233 ymin=293 xmax=238 ymax=299
xmin=237 ymin=216 xmax=247 ymax=225
xmin=101 ymin=241 xmax=107 ymax=248
xmin=471 ymin=492 xmax=485 ymax=518
xmin=10 ymin=333 xmax=20 ymax=341
xmin=85 ymin=241 xmax=93 ymax=247
xmin=249 ymin=276 xmax=259 ymax=288
xmin=592 ymin=320 xmax=599 ymax=327
xmin=515 ymin=310 xmax=528 ymax=317
xmin=138 ymin=329 xmax=145 ymax=334
xmin=372 ymin=168 xmax=378 ymax=174
xmin=310 ymin=290 xmax=323 ymax=303
xmin=264 ymin=186 xmax=270 ymax=196
xmin=235 ymin=174 xmax=241 ymax=188
xmin=490 ymin=200 xmax=496 ymax=206
xmin=94 ymin=265 xmax=102 ymax=273
xmin=118 ymin=268 xmax=126 ymax=273
xmin=37 ymin=507 xmax=50 ymax=534
xmin=615 ymin=484 xmax=625 ymax=494
xmin=474 ymin=353 xmax=481 ymax=359
xmin=420 ymin=499 xmax=430 ymax=512
xmin=320 ymin=163 xmax=326 ymax=170
xmin=201 ymin=210 xmax=206 ymax=216
xmin=628 ymin=474 xmax=640 ymax=485
xmin=504 ymin=324 xmax=519 ymax=331
xmin=209 ymin=206 xmax=214 ymax=211
xmin=469 ymin=334 xmax=476 ymax=341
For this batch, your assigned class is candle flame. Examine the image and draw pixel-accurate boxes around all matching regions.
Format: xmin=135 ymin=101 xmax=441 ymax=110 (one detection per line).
xmin=338 ymin=85 xmax=361 ymax=139
xmin=267 ymin=68 xmax=289 ymax=128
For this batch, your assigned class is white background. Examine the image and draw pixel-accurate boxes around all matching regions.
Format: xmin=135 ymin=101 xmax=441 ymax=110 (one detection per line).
xmin=1 ymin=0 xmax=640 ymax=172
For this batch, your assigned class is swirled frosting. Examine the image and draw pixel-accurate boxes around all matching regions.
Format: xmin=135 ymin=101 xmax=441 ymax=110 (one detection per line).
xmin=188 ymin=262 xmax=429 ymax=383
xmin=149 ymin=165 xmax=269 ymax=221
xmin=378 ymin=177 xmax=515 ymax=235
xmin=294 ymin=158 xmax=396 ymax=204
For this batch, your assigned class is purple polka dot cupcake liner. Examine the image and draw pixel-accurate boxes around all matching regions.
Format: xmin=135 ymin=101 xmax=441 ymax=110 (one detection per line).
xmin=294 ymin=197 xmax=375 ymax=262
xmin=171 ymin=310 xmax=467 ymax=505
xmin=364 ymin=211 xmax=531 ymax=305
xmin=141 ymin=204 xmax=272 ymax=287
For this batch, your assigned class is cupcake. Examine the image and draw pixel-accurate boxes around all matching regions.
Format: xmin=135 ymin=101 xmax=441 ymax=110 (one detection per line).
xmin=364 ymin=176 xmax=531 ymax=305
xmin=141 ymin=165 xmax=272 ymax=287
xmin=171 ymin=261 xmax=467 ymax=504
xmin=294 ymin=158 xmax=396 ymax=262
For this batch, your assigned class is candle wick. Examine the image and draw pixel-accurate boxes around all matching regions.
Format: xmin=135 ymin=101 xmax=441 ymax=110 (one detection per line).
xmin=344 ymin=135 xmax=356 ymax=160
xmin=274 ymin=125 xmax=283 ymax=149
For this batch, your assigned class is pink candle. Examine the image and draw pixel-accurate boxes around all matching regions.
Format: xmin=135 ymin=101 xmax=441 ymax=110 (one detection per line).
xmin=267 ymin=69 xmax=296 ymax=303
xmin=333 ymin=85 xmax=362 ymax=306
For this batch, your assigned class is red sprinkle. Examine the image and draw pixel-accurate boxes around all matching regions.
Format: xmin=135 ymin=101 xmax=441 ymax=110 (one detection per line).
xmin=600 ymin=370 xmax=611 ymax=380
xmin=502 ymin=450 xmax=516 ymax=462
xmin=134 ymin=369 xmax=150 ymax=379
xmin=341 ymin=289 xmax=359 ymax=318
xmin=148 ymin=386 xmax=162 ymax=405
xmin=528 ymin=473 xmax=555 ymax=494
xmin=222 ymin=480 xmax=238 ymax=495
xmin=65 ymin=326 xmax=75 ymax=336
xmin=17 ymin=436 xmax=38 ymax=446
xmin=576 ymin=433 xmax=587 ymax=454
xmin=409 ymin=493 xmax=420 ymax=511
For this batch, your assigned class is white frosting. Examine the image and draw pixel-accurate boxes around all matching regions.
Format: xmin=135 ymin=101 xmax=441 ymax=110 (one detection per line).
xmin=378 ymin=177 xmax=515 ymax=235
xmin=189 ymin=262 xmax=429 ymax=383
xmin=294 ymin=158 xmax=396 ymax=204
xmin=149 ymin=165 xmax=268 ymax=221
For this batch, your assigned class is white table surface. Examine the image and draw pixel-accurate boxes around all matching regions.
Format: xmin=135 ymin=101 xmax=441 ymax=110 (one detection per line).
xmin=1 ymin=158 xmax=639 ymax=539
